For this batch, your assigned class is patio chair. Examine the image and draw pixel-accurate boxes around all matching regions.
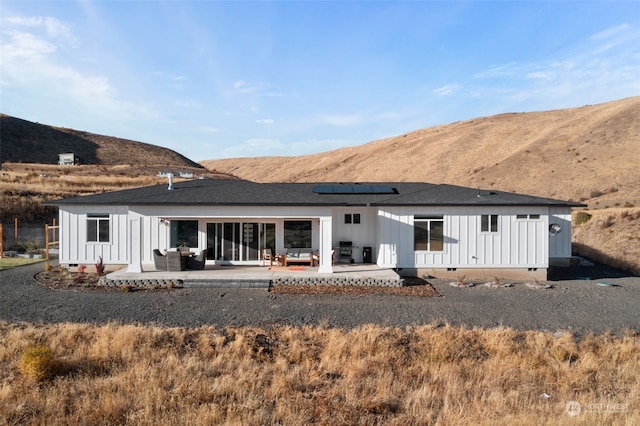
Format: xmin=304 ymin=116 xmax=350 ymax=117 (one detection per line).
xmin=188 ymin=250 xmax=206 ymax=270
xmin=167 ymin=251 xmax=186 ymax=271
xmin=262 ymin=248 xmax=275 ymax=266
xmin=153 ymin=249 xmax=167 ymax=270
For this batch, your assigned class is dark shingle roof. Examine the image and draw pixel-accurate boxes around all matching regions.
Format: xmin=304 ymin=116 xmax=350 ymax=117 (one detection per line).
xmin=44 ymin=179 xmax=584 ymax=208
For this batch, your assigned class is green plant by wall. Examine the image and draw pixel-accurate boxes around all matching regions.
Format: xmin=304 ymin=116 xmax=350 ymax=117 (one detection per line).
xmin=574 ymin=211 xmax=592 ymax=225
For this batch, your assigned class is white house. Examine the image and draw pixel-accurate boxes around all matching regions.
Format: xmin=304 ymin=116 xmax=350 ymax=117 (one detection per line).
xmin=45 ymin=179 xmax=583 ymax=279
xmin=158 ymin=170 xmax=195 ymax=179
xmin=58 ymin=153 xmax=75 ymax=166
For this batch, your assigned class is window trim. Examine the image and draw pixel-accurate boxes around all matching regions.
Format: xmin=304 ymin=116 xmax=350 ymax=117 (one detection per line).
xmin=87 ymin=213 xmax=110 ymax=243
xmin=516 ymin=214 xmax=542 ymax=220
xmin=284 ymin=220 xmax=312 ymax=249
xmin=480 ymin=214 xmax=499 ymax=233
xmin=344 ymin=213 xmax=361 ymax=224
xmin=414 ymin=215 xmax=444 ymax=252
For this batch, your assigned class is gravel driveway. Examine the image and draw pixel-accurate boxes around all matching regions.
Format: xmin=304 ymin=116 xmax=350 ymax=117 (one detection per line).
xmin=1 ymin=262 xmax=638 ymax=337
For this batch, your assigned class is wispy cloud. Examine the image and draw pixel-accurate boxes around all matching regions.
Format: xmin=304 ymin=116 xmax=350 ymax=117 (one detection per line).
xmin=232 ymin=80 xmax=282 ymax=98
xmin=233 ymin=80 xmax=262 ymax=94
xmin=256 ymin=118 xmax=274 ymax=124
xmin=525 ymin=71 xmax=554 ymax=80
xmin=0 ymin=13 xmax=159 ymax=124
xmin=461 ymin=23 xmax=640 ymax=110
xmin=154 ymin=71 xmax=188 ymax=81
xmin=473 ymin=62 xmax=519 ymax=79
xmin=2 ymin=30 xmax=56 ymax=61
xmin=590 ymin=23 xmax=630 ymax=41
xmin=1 ymin=26 xmax=111 ymax=98
xmin=433 ymin=84 xmax=460 ymax=96
xmin=6 ymin=15 xmax=77 ymax=46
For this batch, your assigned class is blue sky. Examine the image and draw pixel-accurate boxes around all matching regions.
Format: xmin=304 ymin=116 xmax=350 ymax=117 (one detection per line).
xmin=1 ymin=1 xmax=639 ymax=162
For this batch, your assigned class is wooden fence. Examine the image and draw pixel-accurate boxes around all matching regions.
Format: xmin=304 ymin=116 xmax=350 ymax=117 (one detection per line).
xmin=45 ymin=220 xmax=59 ymax=260
xmin=0 ymin=219 xmax=58 ymax=259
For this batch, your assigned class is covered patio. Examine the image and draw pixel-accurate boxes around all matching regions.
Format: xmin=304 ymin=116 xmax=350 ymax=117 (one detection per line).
xmin=100 ymin=263 xmax=402 ymax=289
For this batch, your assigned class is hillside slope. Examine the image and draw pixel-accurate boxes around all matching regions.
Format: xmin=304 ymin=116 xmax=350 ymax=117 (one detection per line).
xmin=201 ymin=96 xmax=640 ymax=208
xmin=0 ymin=115 xmax=202 ymax=171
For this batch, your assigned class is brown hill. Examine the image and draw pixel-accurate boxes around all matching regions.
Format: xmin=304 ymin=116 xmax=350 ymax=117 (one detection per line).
xmin=201 ymin=96 xmax=640 ymax=209
xmin=0 ymin=114 xmax=203 ymax=172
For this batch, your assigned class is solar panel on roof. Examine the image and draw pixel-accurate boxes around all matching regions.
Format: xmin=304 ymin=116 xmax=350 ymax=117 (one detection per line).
xmin=370 ymin=185 xmax=396 ymax=193
xmin=312 ymin=184 xmax=396 ymax=194
xmin=332 ymin=185 xmax=353 ymax=193
xmin=312 ymin=185 xmax=334 ymax=194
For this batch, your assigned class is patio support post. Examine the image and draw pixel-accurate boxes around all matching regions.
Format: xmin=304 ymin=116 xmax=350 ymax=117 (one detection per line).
xmin=127 ymin=213 xmax=142 ymax=273
xmin=318 ymin=216 xmax=333 ymax=273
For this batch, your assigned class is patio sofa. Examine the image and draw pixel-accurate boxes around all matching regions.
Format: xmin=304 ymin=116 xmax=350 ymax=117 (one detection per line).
xmin=153 ymin=249 xmax=167 ymax=270
xmin=284 ymin=249 xmax=319 ymax=267
xmin=167 ymin=251 xmax=187 ymax=271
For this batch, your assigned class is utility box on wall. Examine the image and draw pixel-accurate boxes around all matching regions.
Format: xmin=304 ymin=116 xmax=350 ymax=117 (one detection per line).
xmin=363 ymin=246 xmax=372 ymax=263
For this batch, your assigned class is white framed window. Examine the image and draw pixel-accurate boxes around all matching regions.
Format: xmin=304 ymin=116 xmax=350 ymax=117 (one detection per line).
xmin=87 ymin=214 xmax=110 ymax=243
xmin=344 ymin=213 xmax=361 ymax=224
xmin=517 ymin=214 xmax=541 ymax=220
xmin=481 ymin=214 xmax=499 ymax=233
xmin=414 ymin=215 xmax=444 ymax=251
xmin=284 ymin=220 xmax=312 ymax=248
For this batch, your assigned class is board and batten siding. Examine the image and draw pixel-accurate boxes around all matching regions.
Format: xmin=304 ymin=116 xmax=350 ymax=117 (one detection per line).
xmin=58 ymin=206 xmax=129 ymax=265
xmin=130 ymin=205 xmax=335 ymax=265
xmin=331 ymin=207 xmax=377 ymax=262
xmin=376 ymin=207 xmax=551 ymax=269
xmin=548 ymin=207 xmax=573 ymax=259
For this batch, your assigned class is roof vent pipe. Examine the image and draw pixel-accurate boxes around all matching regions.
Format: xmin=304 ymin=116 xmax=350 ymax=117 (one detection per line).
xmin=168 ymin=173 xmax=174 ymax=190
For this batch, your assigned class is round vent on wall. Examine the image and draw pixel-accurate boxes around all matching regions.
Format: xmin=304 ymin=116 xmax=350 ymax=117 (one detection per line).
xmin=549 ymin=223 xmax=562 ymax=235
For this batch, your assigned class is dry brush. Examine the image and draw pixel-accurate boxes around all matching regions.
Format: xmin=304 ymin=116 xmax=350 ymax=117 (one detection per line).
xmin=1 ymin=322 xmax=638 ymax=425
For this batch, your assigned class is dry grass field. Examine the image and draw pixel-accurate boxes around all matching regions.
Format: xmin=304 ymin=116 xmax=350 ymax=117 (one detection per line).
xmin=0 ymin=163 xmax=166 ymax=223
xmin=1 ymin=163 xmax=165 ymax=201
xmin=1 ymin=322 xmax=638 ymax=425
xmin=572 ymin=208 xmax=640 ymax=275
xmin=0 ymin=162 xmax=234 ymax=223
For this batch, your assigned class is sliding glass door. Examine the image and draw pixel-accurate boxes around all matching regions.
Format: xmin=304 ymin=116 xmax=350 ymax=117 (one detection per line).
xmin=207 ymin=222 xmax=275 ymax=262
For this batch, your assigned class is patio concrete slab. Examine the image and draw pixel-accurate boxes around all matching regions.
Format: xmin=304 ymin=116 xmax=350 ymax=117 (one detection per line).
xmin=102 ymin=263 xmax=402 ymax=289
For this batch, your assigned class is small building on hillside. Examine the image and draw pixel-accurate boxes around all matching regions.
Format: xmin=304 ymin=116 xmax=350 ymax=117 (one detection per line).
xmin=58 ymin=153 xmax=75 ymax=166
xmin=44 ymin=179 xmax=584 ymax=280
xmin=158 ymin=170 xmax=194 ymax=179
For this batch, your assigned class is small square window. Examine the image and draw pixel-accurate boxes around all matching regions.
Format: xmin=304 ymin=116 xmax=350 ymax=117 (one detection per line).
xmin=481 ymin=214 xmax=499 ymax=233
xmin=345 ymin=213 xmax=360 ymax=224
xmin=529 ymin=214 xmax=540 ymax=219
xmin=516 ymin=214 xmax=528 ymax=219
xmin=87 ymin=214 xmax=110 ymax=243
